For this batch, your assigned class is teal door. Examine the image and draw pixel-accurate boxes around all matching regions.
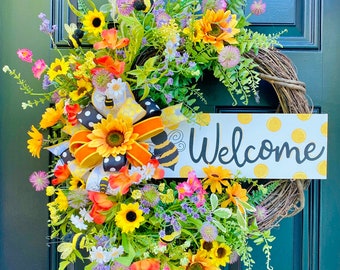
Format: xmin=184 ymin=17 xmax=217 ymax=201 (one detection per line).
xmin=0 ymin=1 xmax=339 ymax=270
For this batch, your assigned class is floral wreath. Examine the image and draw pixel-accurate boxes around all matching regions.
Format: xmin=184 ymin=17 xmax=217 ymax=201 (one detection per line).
xmin=3 ymin=0 xmax=286 ymax=269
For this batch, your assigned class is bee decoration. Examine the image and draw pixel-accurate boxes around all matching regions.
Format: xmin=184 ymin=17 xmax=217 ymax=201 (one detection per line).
xmin=57 ymin=233 xmax=87 ymax=260
xmin=151 ymin=131 xmax=179 ymax=170
xmin=99 ymin=177 xmax=109 ymax=193
xmin=160 ymin=223 xmax=181 ymax=243
xmin=64 ymin=23 xmax=84 ymax=48
xmin=133 ymin=0 xmax=153 ymax=13
xmin=104 ymin=96 xmax=114 ymax=109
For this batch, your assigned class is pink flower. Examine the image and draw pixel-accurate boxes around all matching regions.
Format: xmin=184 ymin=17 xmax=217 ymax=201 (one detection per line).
xmin=176 ymin=181 xmax=193 ymax=200
xmin=218 ymin=45 xmax=241 ymax=68
xmin=17 ymin=48 xmax=33 ymax=63
xmin=187 ymin=171 xmax=203 ymax=193
xmin=32 ymin=59 xmax=47 ymax=79
xmin=29 ymin=171 xmax=49 ymax=191
xmin=250 ymin=0 xmax=266 ymax=16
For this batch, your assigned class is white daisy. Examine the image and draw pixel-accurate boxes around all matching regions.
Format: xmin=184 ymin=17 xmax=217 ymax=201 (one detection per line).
xmin=70 ymin=214 xmax=88 ymax=230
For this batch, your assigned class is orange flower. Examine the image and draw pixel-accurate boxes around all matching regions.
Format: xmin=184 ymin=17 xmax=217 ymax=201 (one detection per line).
xmin=88 ymin=191 xmax=115 ymax=224
xmin=93 ymin=28 xmax=129 ymax=50
xmin=221 ymin=182 xmax=248 ymax=213
xmin=51 ymin=164 xmax=71 ymax=185
xmin=39 ymin=100 xmax=64 ymax=129
xmin=130 ymin=258 xmax=161 ymax=270
xmin=94 ymin=55 xmax=125 ymax=77
xmin=27 ymin=125 xmax=43 ymax=158
xmin=109 ymin=166 xmax=141 ymax=195
xmin=184 ymin=250 xmax=219 ymax=270
xmin=65 ymin=103 xmax=81 ymax=126
xmin=197 ymin=9 xmax=240 ymax=51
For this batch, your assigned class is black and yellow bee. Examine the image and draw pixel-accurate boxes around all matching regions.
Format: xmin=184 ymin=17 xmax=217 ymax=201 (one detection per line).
xmin=133 ymin=0 xmax=153 ymax=13
xmin=57 ymin=233 xmax=87 ymax=259
xmin=104 ymin=96 xmax=114 ymax=109
xmin=64 ymin=23 xmax=84 ymax=48
xmin=99 ymin=177 xmax=109 ymax=193
xmin=151 ymin=131 xmax=179 ymax=170
xmin=160 ymin=223 xmax=181 ymax=243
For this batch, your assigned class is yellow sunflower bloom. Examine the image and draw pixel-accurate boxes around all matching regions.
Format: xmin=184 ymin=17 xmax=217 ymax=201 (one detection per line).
xmin=87 ymin=114 xmax=139 ymax=158
xmin=47 ymin=58 xmax=69 ymax=81
xmin=197 ymin=9 xmax=240 ymax=51
xmin=82 ymin=9 xmax=106 ymax=36
xmin=115 ymin=202 xmax=145 ymax=233
xmin=39 ymin=100 xmax=64 ymax=129
xmin=185 ymin=250 xmax=219 ymax=270
xmin=221 ymin=182 xmax=248 ymax=212
xmin=211 ymin=242 xmax=232 ymax=267
xmin=69 ymin=79 xmax=93 ymax=101
xmin=202 ymin=165 xmax=232 ymax=194
xmin=27 ymin=125 xmax=43 ymax=158
xmin=69 ymin=177 xmax=85 ymax=190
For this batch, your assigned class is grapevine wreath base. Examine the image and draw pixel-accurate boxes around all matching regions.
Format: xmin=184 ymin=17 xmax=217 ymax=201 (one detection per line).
xmin=245 ymin=48 xmax=312 ymax=231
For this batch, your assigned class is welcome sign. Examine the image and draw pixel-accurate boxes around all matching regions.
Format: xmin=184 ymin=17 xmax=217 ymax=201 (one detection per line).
xmin=163 ymin=113 xmax=328 ymax=179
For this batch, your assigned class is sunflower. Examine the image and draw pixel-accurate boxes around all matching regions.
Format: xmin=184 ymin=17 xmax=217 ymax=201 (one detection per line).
xmin=115 ymin=202 xmax=145 ymax=233
xmin=202 ymin=165 xmax=232 ymax=194
xmin=87 ymin=114 xmax=139 ymax=157
xmin=69 ymin=79 xmax=93 ymax=101
xmin=39 ymin=100 xmax=64 ymax=129
xmin=184 ymin=250 xmax=219 ymax=270
xmin=27 ymin=125 xmax=43 ymax=158
xmin=210 ymin=242 xmax=232 ymax=267
xmin=197 ymin=9 xmax=240 ymax=51
xmin=82 ymin=9 xmax=106 ymax=36
xmin=221 ymin=182 xmax=248 ymax=212
xmin=69 ymin=176 xmax=86 ymax=190
xmin=47 ymin=58 xmax=70 ymax=81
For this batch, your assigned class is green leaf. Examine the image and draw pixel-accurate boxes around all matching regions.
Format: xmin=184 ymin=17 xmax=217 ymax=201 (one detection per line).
xmin=213 ymin=208 xmax=232 ymax=219
xmin=210 ymin=193 xmax=218 ymax=211
xmin=58 ymin=261 xmax=70 ymax=270
xmin=212 ymin=219 xmax=227 ymax=233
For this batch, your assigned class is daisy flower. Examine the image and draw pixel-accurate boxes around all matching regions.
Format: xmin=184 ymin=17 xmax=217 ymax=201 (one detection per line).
xmin=27 ymin=125 xmax=43 ymax=158
xmin=29 ymin=171 xmax=49 ymax=191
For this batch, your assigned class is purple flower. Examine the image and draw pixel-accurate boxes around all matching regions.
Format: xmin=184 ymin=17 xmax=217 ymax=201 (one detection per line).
xmin=218 ymin=45 xmax=241 ymax=69
xmin=42 ymin=75 xmax=51 ymax=90
xmin=117 ymin=0 xmax=135 ymax=16
xmin=38 ymin=13 xmax=57 ymax=34
xmin=202 ymin=0 xmax=227 ymax=12
xmin=200 ymin=222 xmax=218 ymax=242
xmin=29 ymin=171 xmax=49 ymax=191
xmin=165 ymin=93 xmax=173 ymax=103
xmin=254 ymin=205 xmax=268 ymax=222
xmin=250 ymin=0 xmax=267 ymax=16
xmin=92 ymin=69 xmax=114 ymax=92
xmin=153 ymin=9 xmax=171 ymax=27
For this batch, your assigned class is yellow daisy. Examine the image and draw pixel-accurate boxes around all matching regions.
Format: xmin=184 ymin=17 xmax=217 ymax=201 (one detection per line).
xmin=69 ymin=79 xmax=93 ymax=101
xmin=87 ymin=114 xmax=138 ymax=158
xmin=54 ymin=189 xmax=69 ymax=212
xmin=202 ymin=165 xmax=232 ymax=194
xmin=27 ymin=125 xmax=43 ymax=158
xmin=185 ymin=250 xmax=219 ymax=270
xmin=39 ymin=100 xmax=64 ymax=129
xmin=115 ymin=202 xmax=145 ymax=233
xmin=197 ymin=9 xmax=240 ymax=51
xmin=82 ymin=9 xmax=106 ymax=36
xmin=47 ymin=58 xmax=69 ymax=81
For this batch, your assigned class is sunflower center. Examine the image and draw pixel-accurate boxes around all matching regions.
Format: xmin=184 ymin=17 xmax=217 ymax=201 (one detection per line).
xmin=210 ymin=23 xmax=223 ymax=37
xmin=202 ymin=241 xmax=213 ymax=251
xmin=92 ymin=17 xmax=102 ymax=27
xmin=187 ymin=263 xmax=204 ymax=270
xmin=77 ymin=86 xmax=87 ymax=95
xmin=217 ymin=247 xmax=227 ymax=258
xmin=211 ymin=173 xmax=220 ymax=178
xmin=106 ymin=131 xmax=124 ymax=147
xmin=126 ymin=210 xmax=137 ymax=222
xmin=53 ymin=65 xmax=62 ymax=72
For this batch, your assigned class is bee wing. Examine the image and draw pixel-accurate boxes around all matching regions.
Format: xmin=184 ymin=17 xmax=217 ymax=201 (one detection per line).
xmin=64 ymin=23 xmax=77 ymax=35
xmin=57 ymin=242 xmax=73 ymax=259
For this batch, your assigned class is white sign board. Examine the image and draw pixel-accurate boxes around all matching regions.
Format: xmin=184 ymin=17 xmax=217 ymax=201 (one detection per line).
xmin=164 ymin=113 xmax=328 ymax=179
